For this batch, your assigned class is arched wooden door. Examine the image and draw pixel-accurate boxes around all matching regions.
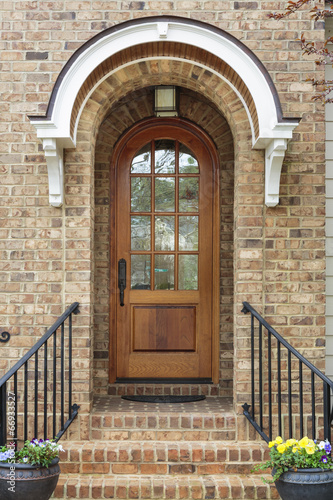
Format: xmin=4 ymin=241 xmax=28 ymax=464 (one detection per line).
xmin=110 ymin=118 xmax=219 ymax=382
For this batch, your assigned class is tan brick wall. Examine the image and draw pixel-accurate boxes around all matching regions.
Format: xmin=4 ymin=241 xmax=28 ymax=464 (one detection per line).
xmin=0 ymin=2 xmax=326 ymax=435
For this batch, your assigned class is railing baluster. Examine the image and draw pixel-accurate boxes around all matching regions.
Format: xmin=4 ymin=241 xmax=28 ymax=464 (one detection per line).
xmin=251 ymin=313 xmax=255 ymax=421
xmin=44 ymin=341 xmax=47 ymax=440
xmin=14 ymin=372 xmax=17 ymax=448
xmin=0 ymin=382 xmax=7 ymax=446
xmin=53 ymin=330 xmax=57 ymax=439
xmin=311 ymin=371 xmax=316 ymax=440
xmin=69 ymin=313 xmax=72 ymax=418
xmin=34 ymin=351 xmax=38 ymax=438
xmin=277 ymin=340 xmax=282 ymax=437
xmin=299 ymin=360 xmax=303 ymax=439
xmin=288 ymin=350 xmax=292 ymax=438
xmin=323 ymin=381 xmax=331 ymax=441
xmin=259 ymin=322 xmax=263 ymax=431
xmin=24 ymin=362 xmax=28 ymax=442
xmin=61 ymin=321 xmax=65 ymax=429
xmin=268 ymin=330 xmax=272 ymax=440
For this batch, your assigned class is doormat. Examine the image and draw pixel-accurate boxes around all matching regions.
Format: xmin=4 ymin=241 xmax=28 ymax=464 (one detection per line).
xmin=121 ymin=395 xmax=206 ymax=403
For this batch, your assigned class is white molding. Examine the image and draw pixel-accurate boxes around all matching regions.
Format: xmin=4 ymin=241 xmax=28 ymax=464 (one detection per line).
xmin=264 ymin=138 xmax=288 ymax=207
xmin=29 ymin=18 xmax=299 ymax=207
xmin=42 ymin=138 xmax=64 ymax=207
xmin=157 ymin=22 xmax=169 ymax=38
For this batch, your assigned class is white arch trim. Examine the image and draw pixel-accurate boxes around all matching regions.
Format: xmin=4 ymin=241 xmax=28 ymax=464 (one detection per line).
xmin=29 ymin=17 xmax=299 ymax=207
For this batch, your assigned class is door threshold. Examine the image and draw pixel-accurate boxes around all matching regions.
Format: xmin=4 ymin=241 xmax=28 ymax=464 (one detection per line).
xmin=115 ymin=378 xmax=213 ymax=384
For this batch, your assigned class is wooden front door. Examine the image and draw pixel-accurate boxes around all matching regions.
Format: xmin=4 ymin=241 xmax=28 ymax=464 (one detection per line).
xmin=110 ymin=118 xmax=219 ymax=382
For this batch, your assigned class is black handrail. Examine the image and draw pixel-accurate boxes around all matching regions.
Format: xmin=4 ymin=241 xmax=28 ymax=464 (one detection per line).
xmin=242 ymin=301 xmax=333 ymax=443
xmin=0 ymin=302 xmax=80 ymax=446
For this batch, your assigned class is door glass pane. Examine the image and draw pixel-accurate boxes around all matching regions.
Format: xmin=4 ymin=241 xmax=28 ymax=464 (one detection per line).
xmin=155 ymin=140 xmax=175 ymax=174
xmin=131 ymin=216 xmax=151 ymax=250
xmin=179 ymin=144 xmax=199 ymax=173
xmin=179 ymin=216 xmax=198 ymax=251
xmin=155 ymin=216 xmax=175 ymax=251
xmin=131 ymin=143 xmax=151 ymax=174
xmin=179 ymin=178 xmax=199 ymax=212
xmin=131 ymin=255 xmax=151 ymax=289
xmin=155 ymin=177 xmax=175 ymax=212
xmin=154 ymin=255 xmax=174 ymax=290
xmin=179 ymin=255 xmax=198 ymax=290
xmin=131 ymin=177 xmax=151 ymax=212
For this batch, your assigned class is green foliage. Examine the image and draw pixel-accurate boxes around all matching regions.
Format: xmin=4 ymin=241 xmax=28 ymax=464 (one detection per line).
xmin=0 ymin=439 xmax=64 ymax=468
xmin=253 ymin=436 xmax=333 ymax=483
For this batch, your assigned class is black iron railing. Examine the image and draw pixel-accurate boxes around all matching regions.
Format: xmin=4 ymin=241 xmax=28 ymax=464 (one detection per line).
xmin=0 ymin=302 xmax=80 ymax=446
xmin=242 ymin=301 xmax=333 ymax=443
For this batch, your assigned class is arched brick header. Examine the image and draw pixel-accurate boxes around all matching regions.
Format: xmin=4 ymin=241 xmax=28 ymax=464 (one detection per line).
xmin=70 ymin=42 xmax=259 ymax=141
xmin=29 ymin=16 xmax=299 ymax=208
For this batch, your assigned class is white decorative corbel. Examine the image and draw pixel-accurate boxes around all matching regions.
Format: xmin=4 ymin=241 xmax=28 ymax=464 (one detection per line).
xmin=265 ymin=138 xmax=288 ymax=207
xmin=157 ymin=22 xmax=169 ymax=39
xmin=42 ymin=138 xmax=64 ymax=208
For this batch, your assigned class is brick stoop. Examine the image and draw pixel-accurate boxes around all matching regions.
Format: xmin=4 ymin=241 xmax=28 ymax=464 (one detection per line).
xmin=52 ymin=397 xmax=278 ymax=499
xmin=52 ymin=440 xmax=278 ymax=499
xmin=58 ymin=441 xmax=271 ymax=476
xmin=53 ymin=474 xmax=279 ymax=499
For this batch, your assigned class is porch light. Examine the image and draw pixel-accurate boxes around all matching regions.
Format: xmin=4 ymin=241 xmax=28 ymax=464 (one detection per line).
xmin=154 ymin=86 xmax=178 ymax=117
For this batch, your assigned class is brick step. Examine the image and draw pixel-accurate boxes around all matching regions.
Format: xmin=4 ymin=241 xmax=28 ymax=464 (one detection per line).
xmin=84 ymin=397 xmax=237 ymax=441
xmin=53 ymin=474 xmax=279 ymax=499
xmin=59 ymin=441 xmax=269 ymax=476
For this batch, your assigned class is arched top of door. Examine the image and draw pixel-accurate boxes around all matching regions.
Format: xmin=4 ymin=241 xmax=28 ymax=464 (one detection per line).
xmin=29 ymin=16 xmax=300 ymax=208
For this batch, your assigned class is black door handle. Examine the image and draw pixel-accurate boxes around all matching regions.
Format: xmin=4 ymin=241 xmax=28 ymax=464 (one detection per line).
xmin=118 ymin=258 xmax=126 ymax=306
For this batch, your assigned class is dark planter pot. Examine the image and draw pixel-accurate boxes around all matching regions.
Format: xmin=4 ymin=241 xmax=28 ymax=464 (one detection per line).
xmin=274 ymin=468 xmax=333 ymax=500
xmin=0 ymin=457 xmax=60 ymax=500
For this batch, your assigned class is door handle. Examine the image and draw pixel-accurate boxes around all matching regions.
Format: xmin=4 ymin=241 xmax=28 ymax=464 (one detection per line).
xmin=118 ymin=258 xmax=126 ymax=307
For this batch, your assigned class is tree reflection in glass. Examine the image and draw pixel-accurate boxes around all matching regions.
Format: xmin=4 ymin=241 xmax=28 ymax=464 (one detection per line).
xmin=131 ymin=143 xmax=151 ymax=174
xmin=131 ymin=216 xmax=151 ymax=250
xmin=179 ymin=216 xmax=198 ymax=251
xmin=154 ymin=255 xmax=174 ymax=290
xmin=179 ymin=144 xmax=199 ymax=173
xmin=155 ymin=140 xmax=175 ymax=174
xmin=131 ymin=177 xmax=151 ymax=212
xmin=131 ymin=255 xmax=151 ymax=289
xmin=179 ymin=177 xmax=199 ymax=212
xmin=179 ymin=255 xmax=198 ymax=290
xmin=155 ymin=177 xmax=175 ymax=212
xmin=155 ymin=216 xmax=175 ymax=251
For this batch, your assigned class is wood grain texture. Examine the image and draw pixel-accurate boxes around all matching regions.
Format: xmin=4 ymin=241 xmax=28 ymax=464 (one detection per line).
xmin=133 ymin=306 xmax=196 ymax=351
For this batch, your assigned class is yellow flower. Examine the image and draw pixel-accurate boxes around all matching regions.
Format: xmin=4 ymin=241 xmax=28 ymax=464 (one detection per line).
xmin=292 ymin=446 xmax=299 ymax=453
xmin=299 ymin=436 xmax=309 ymax=448
xmin=277 ymin=443 xmax=287 ymax=454
xmin=275 ymin=436 xmax=283 ymax=445
xmin=286 ymin=439 xmax=297 ymax=448
xmin=305 ymin=444 xmax=316 ymax=455
xmin=268 ymin=441 xmax=275 ymax=448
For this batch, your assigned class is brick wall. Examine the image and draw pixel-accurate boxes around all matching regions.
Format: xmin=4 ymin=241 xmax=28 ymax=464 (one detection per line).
xmin=0 ymin=1 xmax=326 ymax=432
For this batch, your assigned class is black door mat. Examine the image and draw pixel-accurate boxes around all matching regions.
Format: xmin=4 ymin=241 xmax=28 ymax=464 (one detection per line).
xmin=121 ymin=395 xmax=206 ymax=403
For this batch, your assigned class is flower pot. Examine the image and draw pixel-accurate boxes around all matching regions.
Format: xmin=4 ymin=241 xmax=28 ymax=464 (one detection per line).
xmin=0 ymin=457 xmax=60 ymax=500
xmin=274 ymin=468 xmax=333 ymax=500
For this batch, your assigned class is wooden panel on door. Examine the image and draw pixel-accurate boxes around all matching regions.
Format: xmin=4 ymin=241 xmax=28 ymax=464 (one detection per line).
xmin=132 ymin=305 xmax=196 ymax=351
